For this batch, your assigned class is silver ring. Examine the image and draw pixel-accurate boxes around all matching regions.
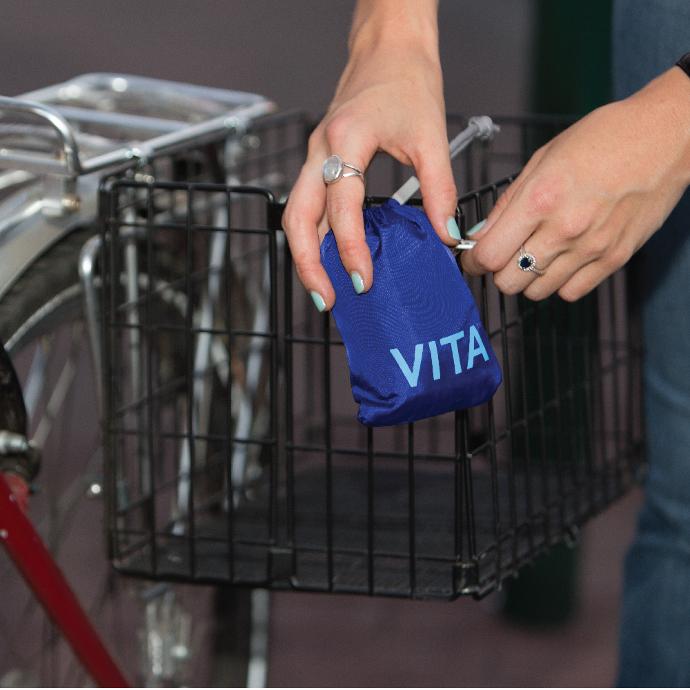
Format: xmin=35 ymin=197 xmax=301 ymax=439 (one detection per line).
xmin=322 ymin=154 xmax=364 ymax=185
xmin=518 ymin=245 xmax=545 ymax=276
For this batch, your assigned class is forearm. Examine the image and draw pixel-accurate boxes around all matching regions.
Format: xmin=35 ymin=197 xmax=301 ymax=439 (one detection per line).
xmin=633 ymin=66 xmax=690 ymax=186
xmin=283 ymin=0 xmax=456 ymax=308
xmin=349 ymin=0 xmax=439 ymax=57
xmin=461 ymin=61 xmax=690 ymax=302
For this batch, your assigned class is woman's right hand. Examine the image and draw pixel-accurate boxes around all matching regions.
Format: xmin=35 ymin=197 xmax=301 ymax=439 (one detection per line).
xmin=282 ymin=0 xmax=457 ymax=311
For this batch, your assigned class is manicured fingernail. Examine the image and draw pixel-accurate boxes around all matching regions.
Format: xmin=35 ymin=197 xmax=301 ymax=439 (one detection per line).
xmin=350 ymin=271 xmax=365 ymax=294
xmin=446 ymin=217 xmax=461 ymax=241
xmin=467 ymin=219 xmax=487 ymax=236
xmin=310 ymin=290 xmax=326 ymax=312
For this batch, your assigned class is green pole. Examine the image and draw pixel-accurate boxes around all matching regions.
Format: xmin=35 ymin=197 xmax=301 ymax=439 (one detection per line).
xmin=532 ymin=0 xmax=612 ymax=115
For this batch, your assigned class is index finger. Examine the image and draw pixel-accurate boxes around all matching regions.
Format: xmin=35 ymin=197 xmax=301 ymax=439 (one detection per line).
xmin=460 ymin=144 xmax=553 ymax=274
xmin=461 ymin=178 xmax=543 ymax=277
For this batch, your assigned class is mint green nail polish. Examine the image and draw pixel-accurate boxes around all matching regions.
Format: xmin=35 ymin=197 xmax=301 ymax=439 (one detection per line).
xmin=350 ymin=271 xmax=365 ymax=294
xmin=310 ymin=290 xmax=326 ymax=312
xmin=467 ymin=219 xmax=487 ymax=236
xmin=446 ymin=217 xmax=461 ymax=241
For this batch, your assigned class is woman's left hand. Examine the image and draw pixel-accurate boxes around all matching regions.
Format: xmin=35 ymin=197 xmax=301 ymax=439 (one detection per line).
xmin=461 ymin=67 xmax=690 ymax=301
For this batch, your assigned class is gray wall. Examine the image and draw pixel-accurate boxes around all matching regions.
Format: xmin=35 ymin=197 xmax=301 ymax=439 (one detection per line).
xmin=0 ymin=0 xmax=534 ymax=117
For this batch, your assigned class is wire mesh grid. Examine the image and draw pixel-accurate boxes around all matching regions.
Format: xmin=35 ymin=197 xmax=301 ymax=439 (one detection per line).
xmin=100 ymin=112 xmax=645 ymax=599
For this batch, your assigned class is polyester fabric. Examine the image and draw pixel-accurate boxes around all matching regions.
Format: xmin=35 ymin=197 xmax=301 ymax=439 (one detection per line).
xmin=320 ymin=199 xmax=502 ymax=427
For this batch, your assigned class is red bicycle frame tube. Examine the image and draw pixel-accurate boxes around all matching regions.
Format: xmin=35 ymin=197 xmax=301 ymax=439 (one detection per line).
xmin=0 ymin=473 xmax=130 ymax=687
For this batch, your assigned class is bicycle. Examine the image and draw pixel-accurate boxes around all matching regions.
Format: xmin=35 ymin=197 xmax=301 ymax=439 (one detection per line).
xmin=0 ymin=73 xmax=276 ymax=687
xmin=0 ymin=73 xmax=645 ymax=687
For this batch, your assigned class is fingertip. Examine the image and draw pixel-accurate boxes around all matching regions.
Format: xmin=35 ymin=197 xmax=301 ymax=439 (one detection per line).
xmin=445 ymin=216 xmax=462 ymax=242
xmin=422 ymin=209 xmax=461 ymax=247
xmin=350 ymin=271 xmax=365 ymax=295
xmin=291 ymin=248 xmax=336 ymax=309
xmin=435 ymin=209 xmax=462 ymax=246
xmin=307 ymin=276 xmax=336 ymax=312
xmin=466 ymin=219 xmax=487 ymax=238
xmin=309 ymin=290 xmax=327 ymax=312
xmin=460 ymin=249 xmax=482 ymax=277
xmin=343 ymin=249 xmax=373 ymax=295
xmin=354 ymin=254 xmax=374 ymax=293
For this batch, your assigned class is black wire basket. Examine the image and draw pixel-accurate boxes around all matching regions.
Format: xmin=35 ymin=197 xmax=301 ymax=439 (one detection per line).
xmin=99 ymin=112 xmax=645 ymax=599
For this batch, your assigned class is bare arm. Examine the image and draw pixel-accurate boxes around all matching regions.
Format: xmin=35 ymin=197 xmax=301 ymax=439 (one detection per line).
xmin=282 ymin=0 xmax=458 ymax=311
xmin=462 ymin=67 xmax=690 ymax=302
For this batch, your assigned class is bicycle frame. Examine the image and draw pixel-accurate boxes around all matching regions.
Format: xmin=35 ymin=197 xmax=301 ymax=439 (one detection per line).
xmin=0 ymin=73 xmax=275 ymax=301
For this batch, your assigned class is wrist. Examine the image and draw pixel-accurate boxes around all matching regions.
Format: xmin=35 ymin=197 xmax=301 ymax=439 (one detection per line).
xmin=634 ymin=67 xmax=690 ymax=185
xmin=348 ymin=0 xmax=439 ymax=61
xmin=664 ymin=66 xmax=690 ymax=184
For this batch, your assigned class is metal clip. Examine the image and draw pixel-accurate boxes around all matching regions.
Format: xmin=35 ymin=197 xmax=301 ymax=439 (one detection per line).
xmin=0 ymin=430 xmax=39 ymax=483
xmin=0 ymin=430 xmax=30 ymax=456
xmin=453 ymin=238 xmax=477 ymax=253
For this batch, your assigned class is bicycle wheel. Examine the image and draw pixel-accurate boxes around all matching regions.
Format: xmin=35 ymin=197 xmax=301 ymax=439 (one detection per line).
xmin=0 ymin=227 xmax=268 ymax=688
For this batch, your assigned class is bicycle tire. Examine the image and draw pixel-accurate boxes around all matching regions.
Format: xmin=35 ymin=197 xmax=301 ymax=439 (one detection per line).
xmin=0 ymin=227 xmax=262 ymax=688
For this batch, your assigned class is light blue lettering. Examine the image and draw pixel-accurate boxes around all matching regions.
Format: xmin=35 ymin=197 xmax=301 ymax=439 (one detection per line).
xmin=466 ymin=325 xmax=490 ymax=370
xmin=428 ymin=340 xmax=440 ymax=380
xmin=439 ymin=330 xmax=464 ymax=374
xmin=390 ymin=344 xmax=424 ymax=388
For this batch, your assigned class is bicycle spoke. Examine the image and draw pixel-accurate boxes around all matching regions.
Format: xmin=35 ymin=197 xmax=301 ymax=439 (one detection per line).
xmin=22 ymin=336 xmax=51 ymax=420
xmin=0 ymin=604 xmax=30 ymax=669
xmin=32 ymin=322 xmax=84 ymax=450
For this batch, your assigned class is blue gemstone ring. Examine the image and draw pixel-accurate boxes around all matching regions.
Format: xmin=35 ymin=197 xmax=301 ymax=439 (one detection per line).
xmin=518 ymin=246 xmax=545 ymax=276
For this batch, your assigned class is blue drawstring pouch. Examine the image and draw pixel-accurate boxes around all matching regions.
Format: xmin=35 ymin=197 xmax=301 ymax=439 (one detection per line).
xmin=320 ymin=199 xmax=502 ymax=427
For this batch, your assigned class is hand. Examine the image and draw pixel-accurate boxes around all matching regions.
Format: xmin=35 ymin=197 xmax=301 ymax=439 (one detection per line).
xmin=461 ymin=67 xmax=690 ymax=301
xmin=282 ymin=0 xmax=457 ymax=311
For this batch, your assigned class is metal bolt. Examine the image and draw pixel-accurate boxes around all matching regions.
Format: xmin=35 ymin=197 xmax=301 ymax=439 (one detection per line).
xmin=223 ymin=116 xmax=239 ymax=132
xmin=86 ymin=482 xmax=102 ymax=498
xmin=0 ymin=431 xmax=30 ymax=455
xmin=0 ymin=529 xmax=8 ymax=539
xmin=134 ymin=172 xmax=155 ymax=184
xmin=468 ymin=115 xmax=500 ymax=141
xmin=171 ymin=644 xmax=189 ymax=661
xmin=61 ymin=194 xmax=81 ymax=213
xmin=241 ymin=134 xmax=261 ymax=149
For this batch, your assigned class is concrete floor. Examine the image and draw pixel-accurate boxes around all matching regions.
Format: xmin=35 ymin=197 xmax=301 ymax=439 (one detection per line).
xmin=267 ymin=490 xmax=642 ymax=687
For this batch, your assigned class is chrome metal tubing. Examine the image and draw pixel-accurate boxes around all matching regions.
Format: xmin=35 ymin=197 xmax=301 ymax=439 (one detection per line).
xmin=80 ymin=101 xmax=274 ymax=174
xmin=78 ymin=234 xmax=104 ymax=412
xmin=0 ymin=96 xmax=82 ymax=176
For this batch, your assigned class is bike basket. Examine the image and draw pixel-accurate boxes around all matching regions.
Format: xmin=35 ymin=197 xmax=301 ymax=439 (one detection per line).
xmin=99 ymin=112 xmax=645 ymax=599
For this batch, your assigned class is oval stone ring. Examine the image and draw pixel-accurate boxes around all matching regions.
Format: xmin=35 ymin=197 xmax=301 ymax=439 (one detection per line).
xmin=322 ymin=154 xmax=365 ymax=185
xmin=517 ymin=245 xmax=545 ymax=276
